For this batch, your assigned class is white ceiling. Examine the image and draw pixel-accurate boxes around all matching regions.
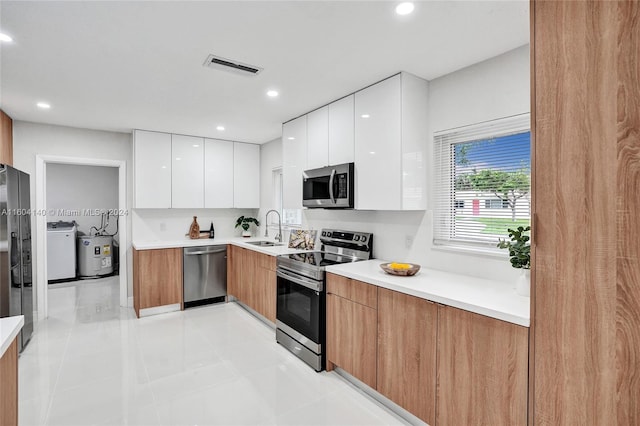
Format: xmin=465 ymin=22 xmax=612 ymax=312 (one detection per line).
xmin=0 ymin=1 xmax=529 ymax=144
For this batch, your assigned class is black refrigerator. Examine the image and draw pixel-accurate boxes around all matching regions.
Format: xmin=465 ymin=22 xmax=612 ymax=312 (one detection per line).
xmin=0 ymin=164 xmax=33 ymax=352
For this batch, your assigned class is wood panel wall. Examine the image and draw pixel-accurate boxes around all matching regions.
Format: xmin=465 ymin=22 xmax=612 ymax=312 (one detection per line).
xmin=0 ymin=338 xmax=18 ymax=426
xmin=615 ymin=2 xmax=640 ymax=424
xmin=0 ymin=109 xmax=13 ymax=166
xmin=531 ymin=1 xmax=639 ymax=424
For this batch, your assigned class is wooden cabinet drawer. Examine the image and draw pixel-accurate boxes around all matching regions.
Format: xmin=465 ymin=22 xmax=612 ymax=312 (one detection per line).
xmin=327 ymin=273 xmax=377 ymax=309
xmin=256 ymin=252 xmax=276 ymax=271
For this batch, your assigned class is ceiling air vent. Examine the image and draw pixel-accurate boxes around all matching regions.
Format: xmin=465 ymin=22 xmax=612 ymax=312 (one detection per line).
xmin=202 ymin=54 xmax=263 ymax=76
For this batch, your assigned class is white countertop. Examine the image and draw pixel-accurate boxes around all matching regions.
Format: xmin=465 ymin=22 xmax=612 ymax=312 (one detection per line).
xmin=1 ymin=315 xmax=24 ymax=357
xmin=132 ymin=237 xmax=312 ymax=257
xmin=325 ymin=260 xmax=530 ymax=327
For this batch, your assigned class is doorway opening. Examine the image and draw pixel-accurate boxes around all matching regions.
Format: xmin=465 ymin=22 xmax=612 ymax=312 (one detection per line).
xmin=35 ymin=155 xmax=128 ymax=320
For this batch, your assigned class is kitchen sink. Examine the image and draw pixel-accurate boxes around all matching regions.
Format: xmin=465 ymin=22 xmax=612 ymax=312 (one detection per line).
xmin=246 ymin=241 xmax=284 ymax=247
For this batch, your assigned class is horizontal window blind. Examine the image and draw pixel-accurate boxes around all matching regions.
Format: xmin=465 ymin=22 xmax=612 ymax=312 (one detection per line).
xmin=434 ymin=114 xmax=531 ymax=248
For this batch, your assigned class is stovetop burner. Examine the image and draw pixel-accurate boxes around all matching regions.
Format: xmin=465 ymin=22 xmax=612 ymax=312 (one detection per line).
xmin=277 ymin=229 xmax=373 ymax=281
xmin=285 ymin=251 xmax=360 ymax=267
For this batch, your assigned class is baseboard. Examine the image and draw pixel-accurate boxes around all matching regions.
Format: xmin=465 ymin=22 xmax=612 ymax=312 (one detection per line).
xmin=127 ymin=296 xmax=133 ymax=308
xmin=139 ymin=303 xmax=180 ymax=317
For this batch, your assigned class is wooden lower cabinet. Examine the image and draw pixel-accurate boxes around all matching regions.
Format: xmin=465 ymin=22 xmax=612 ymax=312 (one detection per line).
xmin=133 ymin=247 xmax=183 ymax=317
xmin=326 ymin=273 xmax=529 ymax=425
xmin=227 ymin=245 xmax=241 ymax=299
xmin=377 ymin=288 xmax=437 ymax=424
xmin=326 ymin=273 xmax=378 ymax=389
xmin=0 ymin=337 xmax=18 ymax=426
xmin=228 ymin=246 xmax=276 ymax=323
xmin=436 ymin=305 xmax=529 ymax=426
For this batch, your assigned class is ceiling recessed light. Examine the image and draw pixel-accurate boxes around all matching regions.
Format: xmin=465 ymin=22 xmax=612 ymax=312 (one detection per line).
xmin=216 ymin=125 xmax=225 ymax=131
xmin=175 ymin=157 xmax=181 ymax=161
xmin=395 ymin=2 xmax=415 ymax=15
xmin=192 ymin=144 xmax=200 ymax=148
xmin=36 ymin=102 xmax=51 ymax=109
xmin=0 ymin=33 xmax=12 ymax=42
xmin=287 ymin=137 xmax=295 ymax=140
xmin=361 ymin=114 xmax=370 ymax=119
xmin=161 ymin=166 xmax=167 ymax=169
xmin=266 ymin=90 xmax=279 ymax=98
xmin=369 ymin=151 xmax=376 ymax=155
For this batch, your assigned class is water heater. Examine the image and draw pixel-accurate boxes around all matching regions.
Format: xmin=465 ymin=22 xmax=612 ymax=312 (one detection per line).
xmin=77 ymin=235 xmax=113 ymax=277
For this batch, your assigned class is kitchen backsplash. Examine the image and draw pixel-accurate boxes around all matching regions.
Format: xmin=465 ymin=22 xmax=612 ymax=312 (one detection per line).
xmin=300 ymin=208 xmax=520 ymax=284
xmin=132 ymin=208 xmax=259 ymax=241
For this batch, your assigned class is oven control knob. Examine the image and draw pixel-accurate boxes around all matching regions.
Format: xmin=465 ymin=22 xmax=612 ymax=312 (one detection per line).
xmin=361 ymin=236 xmax=367 ymax=243
xmin=326 ymin=232 xmax=331 ymax=238
xmin=321 ymin=231 xmax=326 ymax=236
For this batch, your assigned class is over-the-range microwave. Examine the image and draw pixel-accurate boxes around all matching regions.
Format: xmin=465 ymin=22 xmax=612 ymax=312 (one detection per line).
xmin=302 ymin=162 xmax=354 ymax=209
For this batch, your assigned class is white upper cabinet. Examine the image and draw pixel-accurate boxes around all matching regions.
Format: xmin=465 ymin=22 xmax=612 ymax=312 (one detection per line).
xmin=134 ymin=130 xmax=172 ymax=208
xmin=171 ymin=134 xmax=204 ymax=208
xmin=204 ymin=138 xmax=234 ymax=208
xmin=355 ymin=75 xmax=402 ymax=210
xmin=328 ymin=95 xmax=355 ymax=165
xmin=282 ymin=115 xmax=307 ymax=210
xmin=354 ymin=73 xmax=428 ymax=210
xmin=233 ymin=142 xmax=260 ymax=208
xmin=306 ymin=96 xmax=355 ymax=170
xmin=134 ymin=129 xmax=260 ymax=209
xmin=306 ymin=106 xmax=329 ymax=170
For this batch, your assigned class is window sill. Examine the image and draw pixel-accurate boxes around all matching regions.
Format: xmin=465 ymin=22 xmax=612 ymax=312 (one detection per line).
xmin=431 ymin=242 xmax=508 ymax=259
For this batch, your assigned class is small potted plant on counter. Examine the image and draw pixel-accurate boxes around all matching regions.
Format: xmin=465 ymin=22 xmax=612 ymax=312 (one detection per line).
xmin=235 ymin=216 xmax=260 ymax=237
xmin=497 ymin=225 xmax=531 ymax=297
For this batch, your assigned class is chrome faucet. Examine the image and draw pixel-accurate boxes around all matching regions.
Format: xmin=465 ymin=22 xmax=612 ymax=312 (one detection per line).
xmin=265 ymin=209 xmax=283 ymax=243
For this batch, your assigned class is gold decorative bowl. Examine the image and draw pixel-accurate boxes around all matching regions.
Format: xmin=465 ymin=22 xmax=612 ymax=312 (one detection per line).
xmin=380 ymin=262 xmax=421 ymax=276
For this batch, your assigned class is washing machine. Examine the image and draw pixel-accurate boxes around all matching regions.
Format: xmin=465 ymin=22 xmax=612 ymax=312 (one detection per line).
xmin=47 ymin=221 xmax=77 ymax=281
xmin=77 ymin=235 xmax=113 ymax=277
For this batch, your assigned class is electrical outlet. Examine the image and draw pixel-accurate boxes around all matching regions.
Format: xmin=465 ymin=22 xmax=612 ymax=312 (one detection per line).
xmin=405 ymin=235 xmax=414 ymax=248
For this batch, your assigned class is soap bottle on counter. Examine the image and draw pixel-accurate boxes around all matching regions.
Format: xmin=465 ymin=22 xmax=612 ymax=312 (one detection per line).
xmin=209 ymin=222 xmax=215 ymax=239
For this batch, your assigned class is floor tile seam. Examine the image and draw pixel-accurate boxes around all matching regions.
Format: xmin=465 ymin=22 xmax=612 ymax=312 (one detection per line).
xmin=147 ymin=368 xmax=242 ymax=406
xmin=42 ymin=317 xmax=75 ymax=425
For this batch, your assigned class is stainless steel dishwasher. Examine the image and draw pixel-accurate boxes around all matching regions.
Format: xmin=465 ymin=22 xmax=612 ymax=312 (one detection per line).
xmin=183 ymin=245 xmax=227 ymax=308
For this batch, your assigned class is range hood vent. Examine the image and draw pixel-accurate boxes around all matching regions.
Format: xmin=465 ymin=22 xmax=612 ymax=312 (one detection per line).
xmin=203 ymin=54 xmax=263 ymax=76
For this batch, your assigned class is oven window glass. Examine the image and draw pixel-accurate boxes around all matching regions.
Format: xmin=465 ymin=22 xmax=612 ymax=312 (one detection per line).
xmin=276 ymin=275 xmax=323 ymax=345
xmin=303 ymin=176 xmax=330 ymax=200
xmin=283 ymin=291 xmax=311 ymax=324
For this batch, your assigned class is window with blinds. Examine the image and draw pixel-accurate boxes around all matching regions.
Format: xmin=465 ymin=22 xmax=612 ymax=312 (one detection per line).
xmin=433 ymin=114 xmax=531 ymax=249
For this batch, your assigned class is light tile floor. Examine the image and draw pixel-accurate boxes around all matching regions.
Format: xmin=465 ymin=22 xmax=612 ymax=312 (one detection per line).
xmin=19 ymin=278 xmax=407 ymax=425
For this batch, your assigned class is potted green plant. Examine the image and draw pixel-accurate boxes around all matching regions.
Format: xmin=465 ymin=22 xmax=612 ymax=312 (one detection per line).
xmin=235 ymin=216 xmax=260 ymax=237
xmin=497 ymin=225 xmax=531 ymax=297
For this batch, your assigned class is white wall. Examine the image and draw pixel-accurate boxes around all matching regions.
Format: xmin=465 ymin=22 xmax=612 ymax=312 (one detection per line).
xmin=258 ymin=137 xmax=282 ymax=238
xmin=132 ymin=208 xmax=259 ymax=241
xmin=262 ymin=45 xmax=530 ymax=283
xmin=46 ymin=163 xmax=119 ymax=240
xmin=12 ymin=121 xmax=133 ymax=306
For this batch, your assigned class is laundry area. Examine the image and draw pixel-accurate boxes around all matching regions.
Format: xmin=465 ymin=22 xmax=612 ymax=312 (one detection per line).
xmin=46 ymin=163 xmax=119 ymax=284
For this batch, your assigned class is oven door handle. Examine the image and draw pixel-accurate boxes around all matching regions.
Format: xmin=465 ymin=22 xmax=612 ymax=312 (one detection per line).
xmin=329 ymin=168 xmax=336 ymax=204
xmin=277 ymin=269 xmax=322 ymax=292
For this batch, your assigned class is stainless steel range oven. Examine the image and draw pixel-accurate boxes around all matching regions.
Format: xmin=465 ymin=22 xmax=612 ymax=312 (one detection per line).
xmin=276 ymin=229 xmax=373 ymax=371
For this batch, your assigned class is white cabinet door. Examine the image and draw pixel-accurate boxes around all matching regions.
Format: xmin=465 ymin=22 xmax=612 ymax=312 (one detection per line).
xmin=171 ymin=134 xmax=204 ymax=208
xmin=400 ymin=73 xmax=429 ymax=210
xmin=233 ymin=142 xmax=260 ymax=208
xmin=133 ymin=130 xmax=172 ymax=208
xmin=355 ymin=75 xmax=402 ymax=210
xmin=329 ymin=95 xmax=355 ymax=165
xmin=306 ymin=106 xmax=329 ymax=170
xmin=204 ymin=138 xmax=234 ymax=208
xmin=282 ymin=116 xmax=307 ymax=210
